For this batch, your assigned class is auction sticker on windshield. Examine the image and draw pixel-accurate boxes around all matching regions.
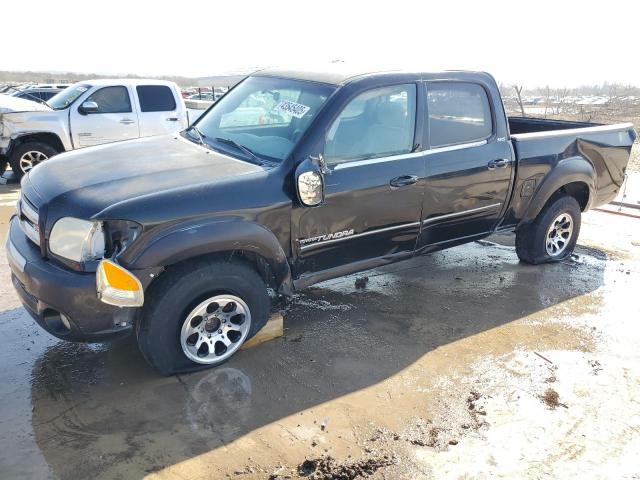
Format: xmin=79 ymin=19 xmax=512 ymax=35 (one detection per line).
xmin=273 ymin=101 xmax=310 ymax=118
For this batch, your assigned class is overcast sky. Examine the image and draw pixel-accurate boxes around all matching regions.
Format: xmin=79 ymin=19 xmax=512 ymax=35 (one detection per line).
xmin=2 ymin=0 xmax=638 ymax=87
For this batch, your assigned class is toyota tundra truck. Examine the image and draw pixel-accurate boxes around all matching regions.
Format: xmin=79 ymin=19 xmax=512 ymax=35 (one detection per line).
xmin=6 ymin=66 xmax=636 ymax=375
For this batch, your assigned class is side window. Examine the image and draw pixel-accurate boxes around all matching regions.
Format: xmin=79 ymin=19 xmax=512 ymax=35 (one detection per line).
xmin=86 ymin=86 xmax=132 ymax=114
xmin=136 ymin=85 xmax=177 ymax=112
xmin=427 ymin=83 xmax=492 ymax=148
xmin=325 ymin=84 xmax=416 ymax=165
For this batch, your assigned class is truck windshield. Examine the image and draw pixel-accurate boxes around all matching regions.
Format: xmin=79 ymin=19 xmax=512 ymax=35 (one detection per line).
xmin=192 ymin=76 xmax=335 ymax=163
xmin=48 ymin=84 xmax=92 ymax=110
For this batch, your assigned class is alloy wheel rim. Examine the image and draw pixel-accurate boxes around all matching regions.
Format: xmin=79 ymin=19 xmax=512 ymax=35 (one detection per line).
xmin=19 ymin=151 xmax=48 ymax=173
xmin=180 ymin=294 xmax=251 ymax=365
xmin=545 ymin=212 xmax=573 ymax=256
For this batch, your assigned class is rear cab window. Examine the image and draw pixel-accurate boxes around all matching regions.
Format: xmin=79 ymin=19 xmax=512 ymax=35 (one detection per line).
xmin=325 ymin=84 xmax=417 ymax=165
xmin=136 ymin=85 xmax=177 ymax=112
xmin=427 ymin=82 xmax=493 ymax=148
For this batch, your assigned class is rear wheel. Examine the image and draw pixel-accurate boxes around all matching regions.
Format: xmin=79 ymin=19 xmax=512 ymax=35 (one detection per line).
xmin=136 ymin=259 xmax=270 ymax=375
xmin=516 ymin=195 xmax=581 ymax=264
xmin=9 ymin=142 xmax=58 ymax=179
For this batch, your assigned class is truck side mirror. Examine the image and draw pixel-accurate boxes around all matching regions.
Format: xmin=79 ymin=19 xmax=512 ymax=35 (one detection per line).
xmin=295 ymin=155 xmax=327 ymax=207
xmin=79 ymin=101 xmax=99 ymax=115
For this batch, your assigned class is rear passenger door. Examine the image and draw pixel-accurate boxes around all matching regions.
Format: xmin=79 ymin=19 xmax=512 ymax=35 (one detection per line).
xmin=135 ymin=85 xmax=186 ymax=137
xmin=417 ymin=82 xmax=514 ymax=249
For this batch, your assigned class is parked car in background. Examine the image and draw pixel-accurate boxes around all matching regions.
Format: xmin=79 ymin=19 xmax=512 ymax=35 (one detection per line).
xmin=0 ymin=84 xmax=23 ymax=94
xmin=22 ymin=83 xmax=70 ymax=90
xmin=2 ymin=84 xmax=69 ymax=97
xmin=189 ymin=92 xmax=215 ymax=101
xmin=0 ymin=94 xmax=52 ymax=114
xmin=7 ymin=87 xmax=64 ymax=105
xmin=5 ymin=66 xmax=635 ymax=374
xmin=0 ymin=79 xmax=188 ymax=177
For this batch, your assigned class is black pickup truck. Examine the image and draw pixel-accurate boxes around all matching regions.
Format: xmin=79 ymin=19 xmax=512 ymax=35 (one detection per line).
xmin=6 ymin=66 xmax=636 ymax=374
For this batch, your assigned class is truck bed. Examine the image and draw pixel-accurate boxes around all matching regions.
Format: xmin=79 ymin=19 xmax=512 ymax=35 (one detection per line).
xmin=508 ymin=116 xmax=599 ymax=135
xmin=502 ymin=118 xmax=637 ymax=227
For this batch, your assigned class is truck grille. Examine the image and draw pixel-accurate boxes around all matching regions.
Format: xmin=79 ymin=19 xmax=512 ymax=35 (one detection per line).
xmin=18 ymin=194 xmax=40 ymax=247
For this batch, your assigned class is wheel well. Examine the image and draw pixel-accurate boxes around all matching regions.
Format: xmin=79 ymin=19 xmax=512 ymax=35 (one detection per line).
xmin=163 ymin=250 xmax=278 ymax=292
xmin=13 ymin=133 xmax=64 ymax=153
xmin=551 ymin=181 xmax=590 ymax=211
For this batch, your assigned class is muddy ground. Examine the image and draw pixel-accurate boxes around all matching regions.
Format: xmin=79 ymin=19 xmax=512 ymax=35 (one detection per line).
xmin=0 ymin=183 xmax=638 ymax=479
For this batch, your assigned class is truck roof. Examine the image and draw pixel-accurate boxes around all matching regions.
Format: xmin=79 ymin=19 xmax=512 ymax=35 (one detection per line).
xmin=255 ymin=64 xmax=489 ymax=86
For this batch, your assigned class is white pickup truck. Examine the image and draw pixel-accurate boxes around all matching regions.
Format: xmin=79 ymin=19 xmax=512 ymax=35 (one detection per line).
xmin=0 ymin=79 xmax=189 ymax=178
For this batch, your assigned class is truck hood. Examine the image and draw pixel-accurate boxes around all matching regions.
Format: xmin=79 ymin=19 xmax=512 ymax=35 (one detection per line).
xmin=0 ymin=94 xmax=52 ymax=114
xmin=25 ymin=135 xmax=264 ymax=218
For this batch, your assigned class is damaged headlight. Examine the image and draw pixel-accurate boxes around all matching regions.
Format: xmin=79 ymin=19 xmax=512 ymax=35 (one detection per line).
xmin=104 ymin=219 xmax=142 ymax=255
xmin=49 ymin=217 xmax=105 ymax=263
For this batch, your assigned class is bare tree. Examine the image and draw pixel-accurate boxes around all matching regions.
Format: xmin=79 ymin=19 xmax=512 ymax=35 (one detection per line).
xmin=605 ymin=83 xmax=635 ymax=113
xmin=554 ymin=88 xmax=571 ymax=115
xmin=513 ymin=85 xmax=526 ymax=116
xmin=579 ymin=105 xmax=594 ymax=123
xmin=542 ymin=85 xmax=553 ymax=118
xmin=606 ymin=83 xmax=621 ymax=109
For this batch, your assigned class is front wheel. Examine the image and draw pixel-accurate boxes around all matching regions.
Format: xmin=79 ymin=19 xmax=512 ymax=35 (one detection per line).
xmin=136 ymin=259 xmax=270 ymax=375
xmin=9 ymin=142 xmax=58 ymax=179
xmin=516 ymin=195 xmax=581 ymax=264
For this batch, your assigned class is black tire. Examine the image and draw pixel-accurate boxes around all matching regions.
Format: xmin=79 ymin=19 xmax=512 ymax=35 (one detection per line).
xmin=9 ymin=142 xmax=58 ymax=180
xmin=136 ymin=259 xmax=270 ymax=375
xmin=516 ymin=195 xmax=581 ymax=264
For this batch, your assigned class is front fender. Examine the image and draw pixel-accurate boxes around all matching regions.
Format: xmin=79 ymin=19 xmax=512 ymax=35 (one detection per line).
xmin=122 ymin=220 xmax=293 ymax=296
xmin=520 ymin=156 xmax=595 ymax=225
xmin=2 ymin=110 xmax=72 ymax=151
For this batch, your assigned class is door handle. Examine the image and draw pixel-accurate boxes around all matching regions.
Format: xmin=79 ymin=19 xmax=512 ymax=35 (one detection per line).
xmin=389 ymin=175 xmax=419 ymax=188
xmin=488 ymin=158 xmax=511 ymax=169
xmin=166 ymin=117 xmax=179 ymax=121
xmin=119 ymin=119 xmax=135 ymax=125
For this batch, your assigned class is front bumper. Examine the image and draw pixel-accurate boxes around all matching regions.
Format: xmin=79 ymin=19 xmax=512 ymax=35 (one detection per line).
xmin=7 ymin=216 xmax=136 ymax=341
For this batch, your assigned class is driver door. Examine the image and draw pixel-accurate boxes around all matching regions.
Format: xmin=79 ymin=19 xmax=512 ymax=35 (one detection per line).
xmin=70 ymin=85 xmax=139 ymax=148
xmin=294 ymin=83 xmax=425 ymax=276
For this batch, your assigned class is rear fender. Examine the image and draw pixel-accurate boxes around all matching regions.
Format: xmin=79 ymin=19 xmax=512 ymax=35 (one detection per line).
xmin=520 ymin=156 xmax=595 ymax=225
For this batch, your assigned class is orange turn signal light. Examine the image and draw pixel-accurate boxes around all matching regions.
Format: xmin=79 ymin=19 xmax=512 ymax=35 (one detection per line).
xmin=100 ymin=260 xmax=140 ymax=291
xmin=96 ymin=260 xmax=144 ymax=307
